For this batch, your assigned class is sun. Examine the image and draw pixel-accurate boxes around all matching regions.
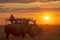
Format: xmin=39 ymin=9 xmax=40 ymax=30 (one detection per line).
xmin=45 ymin=16 xmax=49 ymax=21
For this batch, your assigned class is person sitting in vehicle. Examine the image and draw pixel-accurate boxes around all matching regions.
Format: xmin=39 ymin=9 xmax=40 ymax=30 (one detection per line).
xmin=9 ymin=14 xmax=15 ymax=24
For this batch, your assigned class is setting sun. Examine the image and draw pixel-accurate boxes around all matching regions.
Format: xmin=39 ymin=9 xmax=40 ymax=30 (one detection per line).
xmin=38 ymin=11 xmax=55 ymax=24
xmin=45 ymin=16 xmax=49 ymax=21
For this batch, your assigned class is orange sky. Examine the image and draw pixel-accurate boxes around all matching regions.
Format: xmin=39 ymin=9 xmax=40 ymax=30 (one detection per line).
xmin=0 ymin=1 xmax=60 ymax=25
xmin=0 ymin=10 xmax=60 ymax=25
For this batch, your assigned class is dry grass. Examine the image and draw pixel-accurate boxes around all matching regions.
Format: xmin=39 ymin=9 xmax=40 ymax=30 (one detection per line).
xmin=0 ymin=25 xmax=60 ymax=40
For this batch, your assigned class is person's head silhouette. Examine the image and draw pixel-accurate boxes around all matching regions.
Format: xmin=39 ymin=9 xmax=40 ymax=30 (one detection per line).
xmin=11 ymin=14 xmax=14 ymax=17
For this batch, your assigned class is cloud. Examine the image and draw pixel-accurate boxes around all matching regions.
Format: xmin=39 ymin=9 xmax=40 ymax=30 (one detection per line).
xmin=0 ymin=0 xmax=36 ymax=3
xmin=0 ymin=1 xmax=60 ymax=12
xmin=0 ymin=0 xmax=60 ymax=3
xmin=1 ymin=1 xmax=60 ymax=8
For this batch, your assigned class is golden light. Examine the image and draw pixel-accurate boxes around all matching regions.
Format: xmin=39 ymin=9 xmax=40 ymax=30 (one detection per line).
xmin=38 ymin=11 xmax=55 ymax=24
xmin=45 ymin=16 xmax=49 ymax=21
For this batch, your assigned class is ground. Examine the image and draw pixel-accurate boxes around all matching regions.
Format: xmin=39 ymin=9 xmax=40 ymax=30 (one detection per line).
xmin=0 ymin=25 xmax=60 ymax=40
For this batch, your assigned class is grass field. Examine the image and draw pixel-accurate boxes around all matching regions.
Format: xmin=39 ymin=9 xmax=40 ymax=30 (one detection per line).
xmin=0 ymin=25 xmax=60 ymax=40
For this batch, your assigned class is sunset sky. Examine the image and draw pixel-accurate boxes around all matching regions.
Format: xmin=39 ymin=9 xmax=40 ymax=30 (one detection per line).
xmin=0 ymin=0 xmax=60 ymax=25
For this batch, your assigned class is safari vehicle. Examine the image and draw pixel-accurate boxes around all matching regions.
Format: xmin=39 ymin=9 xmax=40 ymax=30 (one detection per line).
xmin=5 ymin=18 xmax=42 ymax=39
